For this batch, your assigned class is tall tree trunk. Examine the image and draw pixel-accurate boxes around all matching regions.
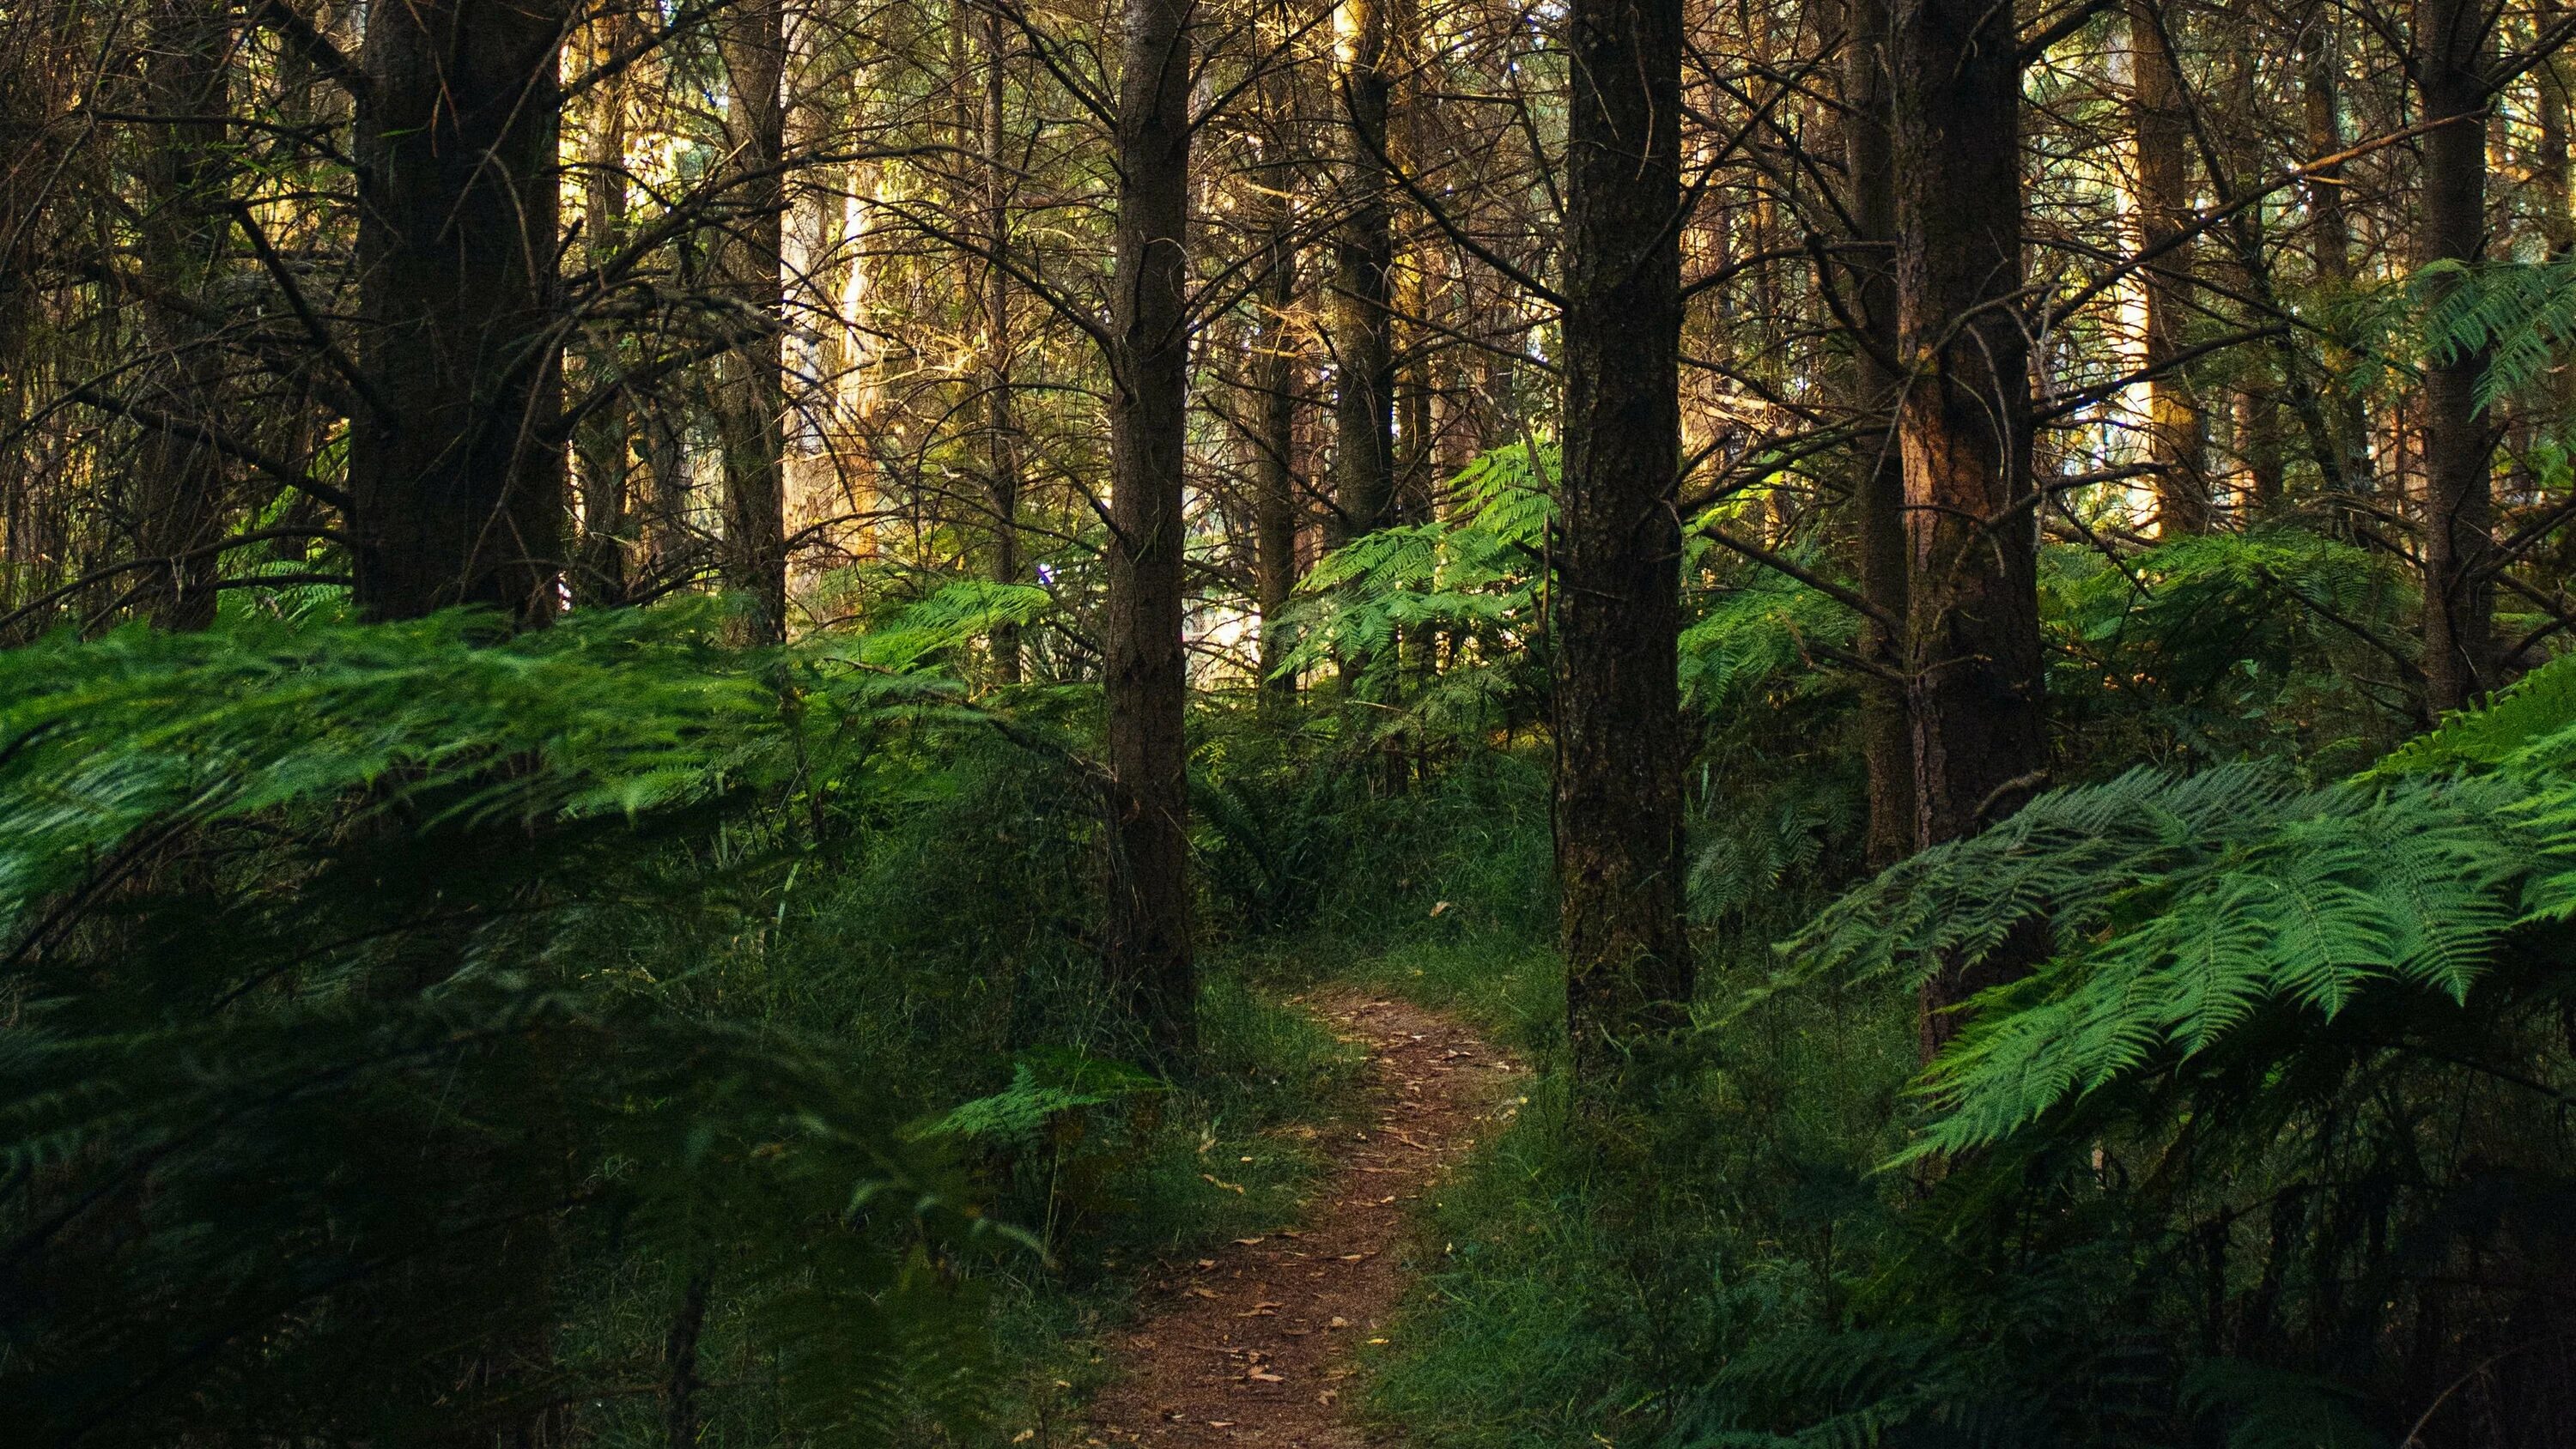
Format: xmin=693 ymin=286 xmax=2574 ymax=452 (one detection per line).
xmin=573 ymin=12 xmax=635 ymax=607
xmin=2539 ymin=47 xmax=2575 ymax=254
xmin=2301 ymin=21 xmax=2376 ymax=504
xmin=2130 ymin=0 xmax=2208 ymax=533
xmin=132 ymin=0 xmax=233 ymax=629
xmin=1255 ymin=210 xmax=1303 ymax=708
xmin=1328 ymin=0 xmax=1394 ymax=549
xmin=1846 ymin=0 xmax=1913 ymax=870
xmin=981 ymin=2 xmax=1024 ymax=682
xmin=1894 ymin=0 xmax=2046 ymax=1058
xmin=350 ymin=0 xmax=569 ymax=623
xmin=716 ymin=0 xmax=789 ymax=643
xmin=1106 ymin=0 xmax=1197 ymax=1063
xmin=2416 ymin=0 xmax=2497 ymax=713
xmin=1557 ymin=0 xmax=1690 ymax=1076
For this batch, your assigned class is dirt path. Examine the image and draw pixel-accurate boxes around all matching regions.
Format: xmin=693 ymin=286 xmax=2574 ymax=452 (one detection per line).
xmin=1080 ymin=989 xmax=1522 ymax=1446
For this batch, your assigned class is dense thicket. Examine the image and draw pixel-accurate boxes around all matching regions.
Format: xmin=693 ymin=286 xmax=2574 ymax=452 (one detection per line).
xmin=9 ymin=0 xmax=2576 ymax=1442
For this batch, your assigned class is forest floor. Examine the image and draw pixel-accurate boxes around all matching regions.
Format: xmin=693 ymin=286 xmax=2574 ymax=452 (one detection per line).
xmin=1080 ymin=987 xmax=1523 ymax=1446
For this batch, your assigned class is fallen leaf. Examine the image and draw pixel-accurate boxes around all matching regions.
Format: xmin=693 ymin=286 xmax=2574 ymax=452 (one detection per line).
xmin=1230 ymin=1237 xmax=1266 ymax=1246
xmin=1328 ymin=1316 xmax=1350 ymax=1329
xmin=1188 ymin=1287 xmax=1218 ymax=1300
xmin=1200 ymin=1173 xmax=1246 ymax=1194
xmin=1248 ymin=1370 xmax=1285 ymax=1384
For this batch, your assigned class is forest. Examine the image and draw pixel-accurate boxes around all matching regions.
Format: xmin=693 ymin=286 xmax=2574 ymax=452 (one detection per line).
xmin=8 ymin=0 xmax=2576 ymax=1440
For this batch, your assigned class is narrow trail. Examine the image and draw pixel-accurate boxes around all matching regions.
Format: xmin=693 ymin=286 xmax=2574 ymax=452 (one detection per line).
xmin=1081 ymin=989 xmax=1524 ymax=1447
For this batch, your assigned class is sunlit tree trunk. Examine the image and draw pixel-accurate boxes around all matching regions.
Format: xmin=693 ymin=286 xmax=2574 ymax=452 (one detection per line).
xmin=1557 ymin=0 xmax=1690 ymax=1076
xmin=2415 ymin=0 xmax=2497 ymax=712
xmin=350 ymin=0 xmax=569 ymax=623
xmin=2130 ymin=0 xmax=2208 ymax=533
xmin=1894 ymin=0 xmax=2046 ymax=1058
xmin=1106 ymin=0 xmax=1197 ymax=1062
xmin=716 ymin=0 xmax=789 ymax=643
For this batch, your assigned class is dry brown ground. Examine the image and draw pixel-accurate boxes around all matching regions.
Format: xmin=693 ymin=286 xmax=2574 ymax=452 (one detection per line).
xmin=1078 ymin=988 xmax=1522 ymax=1447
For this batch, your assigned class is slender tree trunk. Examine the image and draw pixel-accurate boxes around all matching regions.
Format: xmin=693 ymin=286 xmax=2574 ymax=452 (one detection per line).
xmin=1557 ymin=0 xmax=1690 ymax=1076
xmin=573 ymin=13 xmax=635 ymax=607
xmin=2416 ymin=0 xmax=2497 ymax=713
xmin=350 ymin=0 xmax=569 ymax=623
xmin=132 ymin=0 xmax=232 ymax=629
xmin=2130 ymin=0 xmax=2208 ymax=533
xmin=1106 ymin=0 xmax=1197 ymax=1063
xmin=981 ymin=2 xmax=1024 ymax=682
xmin=1845 ymin=0 xmax=1913 ymax=870
xmin=2539 ymin=47 xmax=2575 ymax=254
xmin=2302 ymin=22 xmax=2376 ymax=504
xmin=1255 ymin=212 xmax=1303 ymax=708
xmin=1894 ymin=0 xmax=2046 ymax=1058
xmin=1328 ymin=0 xmax=1395 ymax=549
xmin=715 ymin=0 xmax=789 ymax=643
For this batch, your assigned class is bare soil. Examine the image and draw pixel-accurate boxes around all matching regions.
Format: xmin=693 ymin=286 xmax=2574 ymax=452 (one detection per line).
xmin=1079 ymin=989 xmax=1522 ymax=1446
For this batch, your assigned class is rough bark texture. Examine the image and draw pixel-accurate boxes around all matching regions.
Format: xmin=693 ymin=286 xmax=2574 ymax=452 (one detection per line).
xmin=2416 ymin=0 xmax=2497 ymax=714
xmin=350 ymin=0 xmax=569 ymax=623
xmin=1327 ymin=0 xmax=1394 ymax=549
xmin=1893 ymin=0 xmax=2046 ymax=1058
xmin=716 ymin=0 xmax=789 ymax=644
xmin=1845 ymin=0 xmax=1914 ymax=871
xmin=1556 ymin=0 xmax=1691 ymax=1077
xmin=132 ymin=0 xmax=233 ymax=629
xmin=1106 ymin=0 xmax=1197 ymax=1063
xmin=981 ymin=3 xmax=1024 ymax=682
xmin=2129 ymin=0 xmax=2208 ymax=533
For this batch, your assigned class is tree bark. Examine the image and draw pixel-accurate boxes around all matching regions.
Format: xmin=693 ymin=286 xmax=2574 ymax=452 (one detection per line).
xmin=981 ymin=2 xmax=1024 ymax=682
xmin=1106 ymin=0 xmax=1197 ymax=1063
xmin=2129 ymin=0 xmax=2208 ymax=533
xmin=1556 ymin=0 xmax=1691 ymax=1076
xmin=132 ymin=0 xmax=234 ymax=630
xmin=1255 ymin=209 xmax=1303 ymax=708
xmin=1894 ymin=0 xmax=2047 ymax=1058
xmin=350 ymin=0 xmax=569 ymax=624
xmin=1845 ymin=0 xmax=1914 ymax=871
xmin=2415 ymin=0 xmax=2497 ymax=713
xmin=716 ymin=0 xmax=789 ymax=644
xmin=2301 ymin=21 xmax=2377 ymax=505
xmin=1328 ymin=0 xmax=1395 ymax=549
xmin=573 ymin=11 xmax=636 ymax=608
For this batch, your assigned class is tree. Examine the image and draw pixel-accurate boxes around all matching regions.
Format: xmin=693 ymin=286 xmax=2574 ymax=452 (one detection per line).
xmin=350 ymin=0 xmax=572 ymax=623
xmin=715 ymin=0 xmax=791 ymax=643
xmin=1844 ymin=0 xmax=1914 ymax=869
xmin=1328 ymin=0 xmax=1396 ymax=553
xmin=2415 ymin=0 xmax=2499 ymax=713
xmin=1105 ymin=0 xmax=1199 ymax=1061
xmin=1893 ymin=0 xmax=2046 ymax=1058
xmin=2129 ymin=0 xmax=2208 ymax=533
xmin=1555 ymin=0 xmax=1691 ymax=1073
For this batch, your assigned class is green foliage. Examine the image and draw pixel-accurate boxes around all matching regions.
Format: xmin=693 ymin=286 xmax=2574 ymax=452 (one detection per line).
xmin=2415 ymin=254 xmax=2576 ymax=409
xmin=0 ymin=606 xmax=1015 ymax=1444
xmin=1676 ymin=567 xmax=1853 ymax=715
xmin=1787 ymin=655 xmax=2576 ymax=1159
xmin=2043 ymin=529 xmax=2415 ymax=768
